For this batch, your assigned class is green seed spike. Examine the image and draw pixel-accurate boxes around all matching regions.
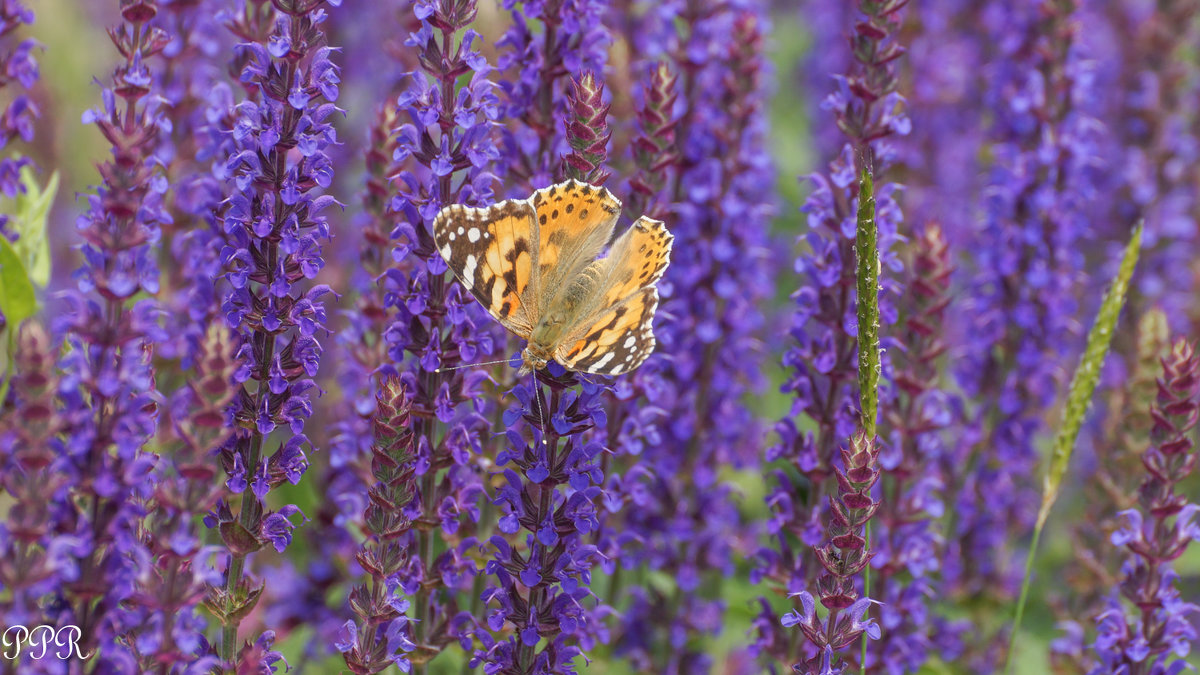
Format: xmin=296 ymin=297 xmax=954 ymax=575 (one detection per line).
xmin=1041 ymin=220 xmax=1142 ymax=528
xmin=855 ymin=164 xmax=880 ymax=439
xmin=1004 ymin=221 xmax=1142 ymax=675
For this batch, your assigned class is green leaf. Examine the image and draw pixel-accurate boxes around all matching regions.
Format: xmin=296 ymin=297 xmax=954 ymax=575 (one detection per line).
xmin=854 ymin=165 xmax=880 ymax=438
xmin=8 ymin=165 xmax=59 ymax=287
xmin=0 ymin=236 xmax=37 ymax=327
xmin=1040 ymin=221 xmax=1142 ymax=523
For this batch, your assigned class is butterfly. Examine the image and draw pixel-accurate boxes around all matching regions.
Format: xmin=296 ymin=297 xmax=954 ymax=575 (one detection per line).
xmin=433 ymin=179 xmax=673 ymax=376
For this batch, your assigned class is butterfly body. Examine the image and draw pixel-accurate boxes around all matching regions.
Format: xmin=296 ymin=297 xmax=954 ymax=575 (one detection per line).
xmin=433 ymin=179 xmax=672 ymax=376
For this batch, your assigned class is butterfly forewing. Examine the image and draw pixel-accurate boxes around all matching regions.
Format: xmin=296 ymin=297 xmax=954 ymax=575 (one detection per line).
xmin=433 ymin=200 xmax=539 ymax=336
xmin=530 ymin=179 xmax=621 ymax=316
xmin=593 ymin=216 xmax=673 ymax=308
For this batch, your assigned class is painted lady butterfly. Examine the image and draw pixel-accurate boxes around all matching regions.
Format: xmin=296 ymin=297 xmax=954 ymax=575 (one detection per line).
xmin=433 ymin=179 xmax=673 ymax=376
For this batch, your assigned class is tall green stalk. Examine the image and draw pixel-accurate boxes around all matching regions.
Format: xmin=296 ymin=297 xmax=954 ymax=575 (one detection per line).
xmin=1004 ymin=222 xmax=1143 ymax=674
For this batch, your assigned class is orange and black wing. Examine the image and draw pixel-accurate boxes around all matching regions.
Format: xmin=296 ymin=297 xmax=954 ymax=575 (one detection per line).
xmin=554 ymin=217 xmax=673 ymax=375
xmin=433 ymin=199 xmax=540 ymax=337
xmin=528 ymin=179 xmax=622 ymax=316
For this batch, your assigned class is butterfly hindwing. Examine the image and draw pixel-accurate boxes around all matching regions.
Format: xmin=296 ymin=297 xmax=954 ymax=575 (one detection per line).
xmin=433 ymin=199 xmax=539 ymax=337
xmin=530 ymin=179 xmax=621 ymax=314
xmin=554 ymin=215 xmax=671 ymax=374
xmin=555 ymin=286 xmax=659 ymax=375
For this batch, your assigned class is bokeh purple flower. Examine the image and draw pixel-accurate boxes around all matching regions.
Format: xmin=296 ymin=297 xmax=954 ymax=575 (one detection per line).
xmin=604 ymin=5 xmax=777 ymax=670
xmin=0 ymin=0 xmax=37 ymax=234
xmin=49 ymin=0 xmax=171 ymax=665
xmin=946 ymin=3 xmax=1097 ymax=666
xmin=1087 ymin=2 xmax=1198 ymax=332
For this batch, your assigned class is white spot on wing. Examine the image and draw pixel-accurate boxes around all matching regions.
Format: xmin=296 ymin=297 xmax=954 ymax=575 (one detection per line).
xmin=468 ymin=228 xmax=481 ymax=243
xmin=439 ymin=243 xmax=452 ymax=261
xmin=592 ymin=352 xmax=615 ymax=371
xmin=463 ymin=255 xmax=477 ymax=287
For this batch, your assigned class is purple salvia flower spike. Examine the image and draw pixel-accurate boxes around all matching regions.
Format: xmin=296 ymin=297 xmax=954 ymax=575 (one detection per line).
xmin=341 ymin=377 xmax=419 ymax=674
xmin=623 ymin=61 xmax=678 ymax=222
xmin=0 ymin=323 xmax=66 ymax=641
xmin=870 ymin=223 xmax=958 ymax=670
xmin=380 ymin=0 xmax=504 ymax=665
xmin=560 ymin=71 xmax=611 ymax=186
xmin=136 ymin=322 xmax=237 ymax=669
xmin=206 ymin=0 xmax=339 ymax=663
xmin=475 ymin=367 xmax=609 ymax=674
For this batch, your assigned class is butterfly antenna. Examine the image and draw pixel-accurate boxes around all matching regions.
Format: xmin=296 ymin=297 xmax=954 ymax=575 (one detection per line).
xmin=434 ymin=358 xmax=514 ymax=373
xmin=532 ymin=372 xmax=547 ymax=446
